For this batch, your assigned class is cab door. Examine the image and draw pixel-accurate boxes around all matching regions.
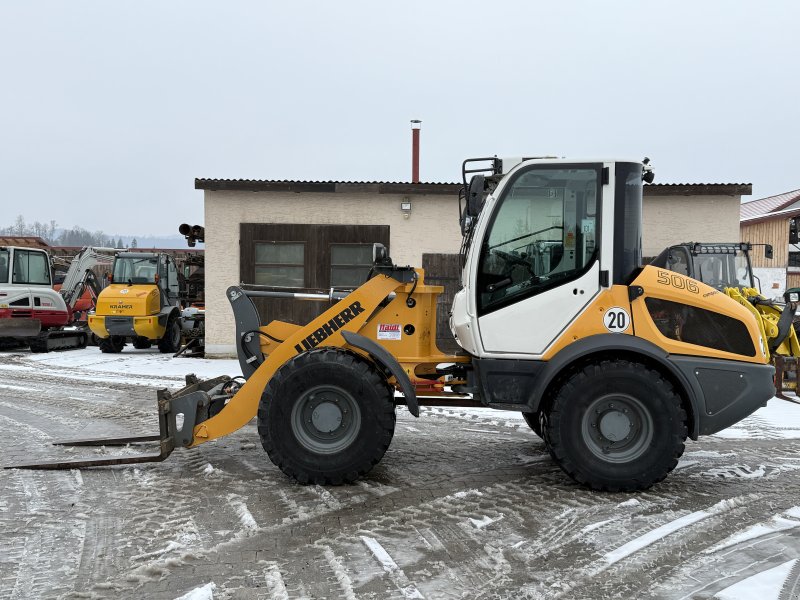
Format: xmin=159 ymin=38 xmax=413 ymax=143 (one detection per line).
xmin=473 ymin=163 xmax=605 ymax=356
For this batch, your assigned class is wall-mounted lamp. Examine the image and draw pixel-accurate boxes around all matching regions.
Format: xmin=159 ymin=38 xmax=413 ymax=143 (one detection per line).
xmin=401 ymin=198 xmax=412 ymax=219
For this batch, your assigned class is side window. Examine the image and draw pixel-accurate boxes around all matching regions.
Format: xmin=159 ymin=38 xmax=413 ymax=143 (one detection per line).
xmin=477 ymin=166 xmax=601 ymax=314
xmin=255 ymin=242 xmax=305 ymax=287
xmin=12 ymin=250 xmax=51 ymax=285
xmin=666 ymin=248 xmax=690 ymax=276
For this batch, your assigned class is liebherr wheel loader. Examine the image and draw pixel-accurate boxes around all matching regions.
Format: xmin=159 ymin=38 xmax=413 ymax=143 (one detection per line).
xmin=7 ymin=158 xmax=776 ymax=492
xmin=652 ymin=242 xmax=800 ymax=400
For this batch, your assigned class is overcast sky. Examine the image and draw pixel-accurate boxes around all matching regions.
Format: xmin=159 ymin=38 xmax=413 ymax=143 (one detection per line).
xmin=1 ymin=1 xmax=798 ymax=235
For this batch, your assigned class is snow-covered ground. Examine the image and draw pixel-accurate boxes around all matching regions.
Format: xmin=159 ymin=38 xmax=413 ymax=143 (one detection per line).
xmin=2 ymin=347 xmax=800 ymax=599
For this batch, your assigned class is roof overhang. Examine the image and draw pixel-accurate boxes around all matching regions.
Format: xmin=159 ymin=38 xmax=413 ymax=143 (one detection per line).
xmin=196 ymin=179 xmax=752 ymax=197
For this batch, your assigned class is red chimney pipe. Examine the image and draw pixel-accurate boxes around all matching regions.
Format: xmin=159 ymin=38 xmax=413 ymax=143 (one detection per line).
xmin=411 ymin=120 xmax=421 ymax=183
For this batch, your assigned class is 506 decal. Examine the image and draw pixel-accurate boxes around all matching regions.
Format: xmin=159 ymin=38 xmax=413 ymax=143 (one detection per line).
xmin=656 ymin=269 xmax=699 ymax=294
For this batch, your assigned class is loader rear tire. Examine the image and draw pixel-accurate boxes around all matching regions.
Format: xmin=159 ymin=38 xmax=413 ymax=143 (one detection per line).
xmin=257 ymin=348 xmax=396 ymax=485
xmin=543 ymin=359 xmax=687 ymax=492
xmin=99 ymin=335 xmax=126 ymax=353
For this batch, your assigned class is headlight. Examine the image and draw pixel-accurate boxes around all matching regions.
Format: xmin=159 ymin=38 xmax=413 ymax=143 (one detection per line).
xmin=791 ymin=293 xmax=799 ymax=302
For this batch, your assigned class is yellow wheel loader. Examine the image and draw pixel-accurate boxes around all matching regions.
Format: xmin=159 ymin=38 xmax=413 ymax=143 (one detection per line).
xmin=7 ymin=158 xmax=776 ymax=492
xmin=652 ymin=242 xmax=800 ymax=401
xmin=87 ymin=252 xmax=183 ymax=354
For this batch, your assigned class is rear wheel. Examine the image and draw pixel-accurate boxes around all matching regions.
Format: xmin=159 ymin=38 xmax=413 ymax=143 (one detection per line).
xmin=543 ymin=359 xmax=687 ymax=492
xmin=257 ymin=348 xmax=396 ymax=485
xmin=158 ymin=316 xmax=181 ymax=353
xmin=99 ymin=335 xmax=126 ymax=353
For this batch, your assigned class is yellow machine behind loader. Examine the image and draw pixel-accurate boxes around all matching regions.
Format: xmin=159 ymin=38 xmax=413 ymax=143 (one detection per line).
xmin=7 ymin=158 xmax=776 ymax=492
xmin=87 ymin=251 xmax=183 ymax=354
xmin=652 ymin=242 xmax=800 ymax=400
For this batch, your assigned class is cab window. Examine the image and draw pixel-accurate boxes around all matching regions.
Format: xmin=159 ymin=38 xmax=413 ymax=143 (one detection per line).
xmin=477 ymin=165 xmax=601 ymax=314
xmin=12 ymin=249 xmax=51 ymax=285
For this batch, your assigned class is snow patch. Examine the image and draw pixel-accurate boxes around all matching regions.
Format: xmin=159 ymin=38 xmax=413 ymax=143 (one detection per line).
xmin=617 ymin=499 xmax=640 ymax=508
xmin=705 ymin=507 xmax=800 ymax=553
xmin=227 ymin=494 xmax=258 ymax=533
xmin=469 ymin=514 xmax=504 ymax=529
xmin=361 ymin=536 xmax=424 ymax=598
xmin=604 ymin=497 xmax=743 ymax=565
xmin=263 ymin=563 xmax=289 ymax=600
xmin=173 ymin=581 xmax=216 ymax=600
xmin=581 ymin=519 xmax=613 ymax=534
xmin=715 ymin=559 xmax=797 ymax=600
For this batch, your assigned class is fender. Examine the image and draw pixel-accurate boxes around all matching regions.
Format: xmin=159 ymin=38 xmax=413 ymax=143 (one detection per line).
xmin=158 ymin=305 xmax=180 ymax=326
xmin=529 ymin=334 xmax=703 ymax=439
xmin=341 ymin=330 xmax=420 ymax=417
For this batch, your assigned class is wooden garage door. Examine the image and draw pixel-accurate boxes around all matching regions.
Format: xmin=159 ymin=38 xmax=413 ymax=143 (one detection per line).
xmin=240 ymin=223 xmax=390 ymax=326
xmin=422 ymin=253 xmax=462 ymax=353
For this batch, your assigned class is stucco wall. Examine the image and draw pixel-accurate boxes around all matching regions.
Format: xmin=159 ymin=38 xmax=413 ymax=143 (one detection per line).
xmin=642 ymin=194 xmax=741 ymax=258
xmin=204 ymin=190 xmax=462 ymax=354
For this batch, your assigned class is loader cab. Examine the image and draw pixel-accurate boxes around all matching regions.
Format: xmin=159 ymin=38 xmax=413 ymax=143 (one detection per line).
xmin=0 ymin=247 xmax=52 ymax=287
xmin=111 ymin=252 xmax=181 ymax=303
xmin=452 ymin=158 xmax=648 ymax=357
xmin=651 ymin=243 xmax=755 ymax=291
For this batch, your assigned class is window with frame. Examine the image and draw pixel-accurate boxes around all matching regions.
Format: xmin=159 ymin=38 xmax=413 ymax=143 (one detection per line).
xmin=330 ymin=244 xmax=373 ymax=288
xmin=477 ymin=165 xmax=601 ymax=314
xmin=789 ymin=252 xmax=800 ymax=269
xmin=254 ymin=242 xmax=305 ymax=287
xmin=12 ymin=249 xmax=51 ymax=285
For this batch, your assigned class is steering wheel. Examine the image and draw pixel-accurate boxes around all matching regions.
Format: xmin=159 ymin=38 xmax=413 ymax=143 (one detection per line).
xmin=492 ymin=249 xmax=534 ymax=274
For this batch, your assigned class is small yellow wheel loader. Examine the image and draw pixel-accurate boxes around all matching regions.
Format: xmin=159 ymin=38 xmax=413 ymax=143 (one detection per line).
xmin=87 ymin=252 xmax=184 ymax=354
xmin=7 ymin=158 xmax=776 ymax=492
xmin=652 ymin=242 xmax=800 ymax=401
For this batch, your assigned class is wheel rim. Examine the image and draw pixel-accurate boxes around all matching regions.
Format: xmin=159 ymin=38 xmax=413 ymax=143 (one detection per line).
xmin=290 ymin=385 xmax=361 ymax=454
xmin=581 ymin=393 xmax=653 ymax=463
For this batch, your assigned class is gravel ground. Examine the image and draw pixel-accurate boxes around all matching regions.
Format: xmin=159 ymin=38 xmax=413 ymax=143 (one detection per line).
xmin=2 ymin=349 xmax=800 ymax=599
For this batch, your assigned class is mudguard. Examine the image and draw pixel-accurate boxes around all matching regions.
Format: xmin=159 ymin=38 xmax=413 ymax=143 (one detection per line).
xmin=341 ymin=330 xmax=420 ymax=417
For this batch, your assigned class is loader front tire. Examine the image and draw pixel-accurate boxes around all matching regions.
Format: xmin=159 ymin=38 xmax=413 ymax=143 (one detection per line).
xmin=158 ymin=316 xmax=182 ymax=354
xmin=543 ymin=360 xmax=687 ymax=492
xmin=99 ymin=335 xmax=126 ymax=353
xmin=258 ymin=348 xmax=396 ymax=485
xmin=132 ymin=336 xmax=152 ymax=349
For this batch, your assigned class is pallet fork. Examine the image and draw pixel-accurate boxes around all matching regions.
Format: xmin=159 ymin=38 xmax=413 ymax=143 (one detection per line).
xmin=5 ymin=375 xmax=233 ymax=470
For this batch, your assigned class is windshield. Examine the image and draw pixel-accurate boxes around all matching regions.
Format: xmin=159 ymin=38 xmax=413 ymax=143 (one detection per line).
xmin=693 ymin=250 xmax=752 ymax=289
xmin=113 ymin=256 xmax=158 ymax=284
xmin=0 ymin=250 xmax=8 ymax=284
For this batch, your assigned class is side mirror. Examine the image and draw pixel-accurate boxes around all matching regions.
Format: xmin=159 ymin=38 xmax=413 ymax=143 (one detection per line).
xmin=467 ymin=174 xmax=485 ymax=218
xmin=765 ymin=244 xmax=773 ymax=259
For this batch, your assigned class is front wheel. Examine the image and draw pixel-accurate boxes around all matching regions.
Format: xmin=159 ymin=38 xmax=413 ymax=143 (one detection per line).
xmin=99 ymin=335 xmax=126 ymax=353
xmin=543 ymin=360 xmax=687 ymax=492
xmin=257 ymin=348 xmax=396 ymax=485
xmin=158 ymin=317 xmax=182 ymax=353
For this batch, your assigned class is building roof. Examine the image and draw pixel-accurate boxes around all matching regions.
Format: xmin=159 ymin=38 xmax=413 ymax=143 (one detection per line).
xmin=740 ymin=188 xmax=800 ymax=222
xmin=0 ymin=236 xmax=51 ymax=249
xmin=195 ymin=178 xmax=752 ymax=197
